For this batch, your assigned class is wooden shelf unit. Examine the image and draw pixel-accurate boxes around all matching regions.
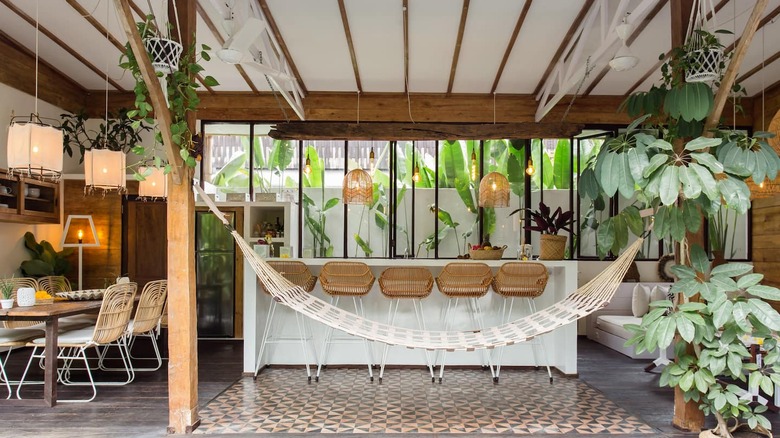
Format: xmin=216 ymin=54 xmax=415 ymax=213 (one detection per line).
xmin=0 ymin=169 xmax=60 ymax=224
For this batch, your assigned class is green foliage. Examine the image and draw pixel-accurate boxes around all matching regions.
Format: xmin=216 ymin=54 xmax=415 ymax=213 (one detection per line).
xmin=20 ymin=232 xmax=74 ymax=278
xmin=302 ymin=146 xmax=337 ymax=257
xmin=60 ymin=109 xmax=151 ymax=163
xmin=0 ymin=277 xmax=13 ymax=300
xmin=120 ymin=15 xmax=218 ymax=175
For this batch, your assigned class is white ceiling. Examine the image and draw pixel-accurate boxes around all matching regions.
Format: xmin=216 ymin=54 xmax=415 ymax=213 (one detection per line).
xmin=1 ymin=0 xmax=779 ymax=102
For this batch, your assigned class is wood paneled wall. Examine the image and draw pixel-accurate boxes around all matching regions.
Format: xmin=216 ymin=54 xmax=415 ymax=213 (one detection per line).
xmin=62 ymin=179 xmax=137 ymax=289
xmin=752 ymin=195 xmax=780 ymax=310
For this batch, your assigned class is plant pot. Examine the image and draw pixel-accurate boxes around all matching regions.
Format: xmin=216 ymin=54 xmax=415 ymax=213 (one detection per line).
xmin=0 ymin=299 xmax=13 ymax=309
xmin=712 ymin=249 xmax=726 ymax=268
xmin=16 ymin=287 xmax=36 ymax=307
xmin=699 ymin=423 xmax=773 ymax=438
xmin=540 ymin=234 xmax=567 ymax=260
xmin=143 ymin=37 xmax=183 ymax=74
xmin=685 ymin=48 xmax=723 ymax=83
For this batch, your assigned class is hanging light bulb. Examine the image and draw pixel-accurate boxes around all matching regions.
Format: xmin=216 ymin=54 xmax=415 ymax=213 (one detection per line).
xmin=369 ymin=146 xmax=375 ymax=169
xmin=491 ymin=181 xmax=497 ymax=191
xmin=412 ymin=164 xmax=421 ymax=183
xmin=470 ymin=150 xmax=478 ymax=181
xmin=303 ymin=151 xmax=312 ymax=175
xmin=526 ymin=159 xmax=535 ymax=176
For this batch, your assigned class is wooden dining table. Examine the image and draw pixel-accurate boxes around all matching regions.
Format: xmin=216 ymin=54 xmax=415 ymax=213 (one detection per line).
xmin=0 ymin=299 xmax=103 ymax=407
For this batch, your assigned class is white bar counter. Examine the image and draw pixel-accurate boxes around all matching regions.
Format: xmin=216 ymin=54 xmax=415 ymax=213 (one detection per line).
xmin=243 ymin=258 xmax=579 ymax=375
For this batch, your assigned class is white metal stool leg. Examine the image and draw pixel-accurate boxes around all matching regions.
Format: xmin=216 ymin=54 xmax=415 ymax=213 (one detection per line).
xmin=469 ymin=297 xmax=495 ymax=379
xmin=254 ymin=299 xmax=278 ymax=378
xmin=353 ymin=296 xmax=374 ymax=381
xmin=527 ymin=298 xmax=553 ymax=383
xmin=493 ymin=296 xmax=516 ymax=382
xmin=412 ymin=299 xmax=436 ymax=381
xmin=316 ymin=296 xmax=339 ymax=381
xmin=437 ymin=297 xmax=459 ymax=383
xmin=379 ymin=299 xmax=400 ymax=382
xmin=294 ymin=311 xmax=315 ymax=382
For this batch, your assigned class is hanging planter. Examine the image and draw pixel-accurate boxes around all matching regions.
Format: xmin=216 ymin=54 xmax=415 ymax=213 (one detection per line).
xmin=143 ymin=37 xmax=183 ymax=74
xmin=685 ymin=46 xmax=724 ymax=83
xmin=682 ymin=0 xmax=727 ymax=84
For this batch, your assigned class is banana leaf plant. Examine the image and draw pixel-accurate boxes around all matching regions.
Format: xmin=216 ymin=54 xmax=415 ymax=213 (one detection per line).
xmin=583 ymin=33 xmax=780 ymax=435
xmin=302 ymin=145 xmax=338 ymax=257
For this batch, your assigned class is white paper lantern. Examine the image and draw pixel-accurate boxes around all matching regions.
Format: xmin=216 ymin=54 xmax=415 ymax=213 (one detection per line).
xmin=138 ymin=166 xmax=167 ymax=198
xmin=6 ymin=121 xmax=63 ymax=180
xmin=85 ymin=149 xmax=126 ymax=192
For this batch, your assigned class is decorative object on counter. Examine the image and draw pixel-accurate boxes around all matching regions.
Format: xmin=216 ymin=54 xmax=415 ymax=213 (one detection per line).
xmin=468 ymin=243 xmax=507 ymax=260
xmin=0 ymin=277 xmax=14 ymax=309
xmin=15 ymin=287 xmax=36 ymax=307
xmin=60 ymin=215 xmax=100 ymax=290
xmin=20 ymin=232 xmax=73 ymax=278
xmin=511 ymin=202 xmax=575 ymax=260
xmin=278 ymin=246 xmax=292 ymax=258
xmin=343 ymin=168 xmax=373 ymax=205
xmin=478 ymin=172 xmax=510 ymax=208
xmin=253 ymin=244 xmax=270 ymax=259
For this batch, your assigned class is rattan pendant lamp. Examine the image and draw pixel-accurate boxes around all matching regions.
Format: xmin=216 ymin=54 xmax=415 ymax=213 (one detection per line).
xmin=479 ymin=172 xmax=510 ymax=208
xmin=343 ymin=93 xmax=373 ymax=205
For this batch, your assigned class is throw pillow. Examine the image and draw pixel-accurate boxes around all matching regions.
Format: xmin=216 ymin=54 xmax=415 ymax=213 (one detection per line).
xmin=650 ymin=285 xmax=669 ymax=304
xmin=632 ymin=284 xmax=650 ymax=317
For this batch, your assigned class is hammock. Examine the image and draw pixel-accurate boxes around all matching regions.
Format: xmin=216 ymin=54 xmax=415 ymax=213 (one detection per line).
xmin=195 ymin=185 xmax=641 ymax=352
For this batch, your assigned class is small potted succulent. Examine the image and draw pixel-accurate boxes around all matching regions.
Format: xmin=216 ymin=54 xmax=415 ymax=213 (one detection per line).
xmin=1 ymin=277 xmax=14 ymax=309
xmin=510 ymin=202 xmax=575 ymax=260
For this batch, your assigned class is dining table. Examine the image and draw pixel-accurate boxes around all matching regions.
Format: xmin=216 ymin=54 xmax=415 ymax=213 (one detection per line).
xmin=0 ymin=298 xmax=103 ymax=407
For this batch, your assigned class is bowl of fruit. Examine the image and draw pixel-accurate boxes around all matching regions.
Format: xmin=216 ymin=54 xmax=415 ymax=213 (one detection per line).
xmin=468 ymin=241 xmax=507 ymax=260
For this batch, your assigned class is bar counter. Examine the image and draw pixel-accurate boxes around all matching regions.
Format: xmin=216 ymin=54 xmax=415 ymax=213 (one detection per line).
xmin=242 ymin=258 xmax=578 ymax=376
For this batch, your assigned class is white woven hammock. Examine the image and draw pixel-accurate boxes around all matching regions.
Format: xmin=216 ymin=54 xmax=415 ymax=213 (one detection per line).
xmin=195 ymin=185 xmax=641 ymax=352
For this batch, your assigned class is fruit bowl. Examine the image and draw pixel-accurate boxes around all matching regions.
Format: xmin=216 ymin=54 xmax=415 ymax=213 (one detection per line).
xmin=468 ymin=245 xmax=507 ymax=260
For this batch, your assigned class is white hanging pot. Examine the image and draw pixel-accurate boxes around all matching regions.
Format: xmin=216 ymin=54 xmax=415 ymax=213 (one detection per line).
xmin=143 ymin=37 xmax=183 ymax=74
xmin=16 ymin=287 xmax=36 ymax=307
xmin=685 ymin=47 xmax=723 ymax=83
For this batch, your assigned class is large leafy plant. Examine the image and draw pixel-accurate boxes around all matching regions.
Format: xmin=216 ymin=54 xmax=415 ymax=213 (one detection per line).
xmin=20 ymin=232 xmax=73 ymax=277
xmin=510 ymin=201 xmax=574 ymax=236
xmin=120 ymin=15 xmax=218 ymax=177
xmin=60 ymin=109 xmax=151 ymax=163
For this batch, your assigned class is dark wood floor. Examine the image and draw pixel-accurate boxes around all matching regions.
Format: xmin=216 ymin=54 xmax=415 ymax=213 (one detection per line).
xmin=0 ymin=337 xmax=776 ymax=437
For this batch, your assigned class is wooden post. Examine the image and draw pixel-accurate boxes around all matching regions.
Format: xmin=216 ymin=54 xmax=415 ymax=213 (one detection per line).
xmin=166 ymin=0 xmax=199 ymax=433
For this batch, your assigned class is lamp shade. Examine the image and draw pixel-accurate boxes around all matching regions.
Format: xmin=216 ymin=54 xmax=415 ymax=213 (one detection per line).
xmin=138 ymin=166 xmax=167 ymax=198
xmin=343 ymin=168 xmax=373 ymax=205
xmin=60 ymin=214 xmax=100 ymax=247
xmin=478 ymin=172 xmax=510 ymax=208
xmin=85 ymin=149 xmax=126 ymax=191
xmin=7 ymin=121 xmax=63 ymax=179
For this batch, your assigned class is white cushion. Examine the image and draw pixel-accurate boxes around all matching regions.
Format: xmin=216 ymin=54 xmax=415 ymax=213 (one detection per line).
xmin=31 ymin=327 xmax=95 ymax=345
xmin=0 ymin=328 xmax=45 ymax=344
xmin=650 ymin=285 xmax=670 ymax=304
xmin=596 ymin=315 xmax=641 ymax=340
xmin=631 ymin=284 xmax=650 ymax=317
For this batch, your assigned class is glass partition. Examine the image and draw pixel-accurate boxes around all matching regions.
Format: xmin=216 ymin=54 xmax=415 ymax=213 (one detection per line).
xmin=301 ymin=140 xmax=345 ymax=258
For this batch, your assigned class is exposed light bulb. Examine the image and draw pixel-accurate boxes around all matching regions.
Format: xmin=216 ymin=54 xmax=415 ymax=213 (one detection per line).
xmin=77 ymin=229 xmax=83 ymax=244
xmin=303 ymin=154 xmax=312 ymax=175
xmin=470 ymin=151 xmax=477 ymax=181
xmin=412 ymin=165 xmax=420 ymax=183
xmin=102 ymin=167 xmax=108 ymax=173
xmin=492 ymin=181 xmax=497 ymax=191
xmin=526 ymin=159 xmax=535 ymax=176
xmin=32 ymin=145 xmax=39 ymax=153
xmin=369 ymin=147 xmax=375 ymax=168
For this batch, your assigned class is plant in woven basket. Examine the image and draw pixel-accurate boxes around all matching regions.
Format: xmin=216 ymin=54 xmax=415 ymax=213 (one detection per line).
xmin=120 ymin=14 xmax=218 ymax=178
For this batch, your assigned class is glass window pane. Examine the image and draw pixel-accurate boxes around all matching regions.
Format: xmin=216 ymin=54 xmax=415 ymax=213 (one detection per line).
xmin=482 ymin=139 xmax=524 ymax=258
xmin=541 ymin=139 xmax=573 ymax=258
xmin=414 ymin=140 xmax=438 ymax=258
xmin=436 ymin=140 xmax=479 ymax=258
xmin=577 ymin=136 xmax=605 ymax=258
xmin=251 ymin=124 xmax=298 ymax=200
xmin=203 ymin=124 xmax=251 ymax=199
xmin=301 ymin=140 xmax=345 ymax=258
xmin=346 ymin=140 xmax=390 ymax=258
xmin=709 ymin=206 xmax=748 ymax=260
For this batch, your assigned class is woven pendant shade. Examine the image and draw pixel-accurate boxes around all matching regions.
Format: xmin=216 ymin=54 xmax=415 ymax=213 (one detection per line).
xmin=343 ymin=168 xmax=373 ymax=205
xmin=478 ymin=172 xmax=510 ymax=208
xmin=85 ymin=149 xmax=126 ymax=192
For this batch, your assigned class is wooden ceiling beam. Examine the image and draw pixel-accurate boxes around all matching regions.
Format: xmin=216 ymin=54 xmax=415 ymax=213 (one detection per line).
xmin=0 ymin=0 xmax=125 ymax=92
xmin=447 ymin=0 xmax=470 ymax=94
xmin=0 ymin=29 xmax=88 ymax=113
xmin=269 ymin=121 xmax=583 ymax=140
xmin=114 ymin=0 xmax=181 ymax=184
xmin=491 ymin=0 xmax=532 ymax=94
xmin=531 ymin=0 xmax=595 ymax=97
xmin=584 ymin=0 xmax=668 ymax=96
xmin=195 ymin=2 xmax=259 ymax=94
xmin=403 ymin=0 xmax=409 ymax=93
xmin=256 ymin=0 xmax=308 ymax=94
xmin=337 ymin=0 xmax=361 ymax=92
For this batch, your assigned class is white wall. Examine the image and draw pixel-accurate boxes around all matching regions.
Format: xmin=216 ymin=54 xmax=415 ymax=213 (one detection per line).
xmin=0 ymin=82 xmax=69 ymax=276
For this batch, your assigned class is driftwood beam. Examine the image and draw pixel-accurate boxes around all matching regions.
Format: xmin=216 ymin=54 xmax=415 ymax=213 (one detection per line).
xmin=269 ymin=122 xmax=584 ymax=140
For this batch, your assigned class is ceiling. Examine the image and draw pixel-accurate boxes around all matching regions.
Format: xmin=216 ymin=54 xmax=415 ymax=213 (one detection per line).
xmin=0 ymin=0 xmax=779 ymax=121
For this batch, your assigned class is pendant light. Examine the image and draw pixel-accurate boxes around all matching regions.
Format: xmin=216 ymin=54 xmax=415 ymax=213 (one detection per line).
xmin=138 ymin=165 xmax=168 ymax=198
xmin=412 ymin=164 xmax=421 ymax=183
xmin=85 ymin=0 xmax=126 ymax=193
xmin=343 ymin=167 xmax=373 ymax=205
xmin=609 ymin=20 xmax=639 ymax=72
xmin=303 ymin=150 xmax=312 ymax=175
xmin=470 ymin=150 xmax=478 ymax=181
xmin=479 ymin=172 xmax=510 ymax=208
xmin=525 ymin=159 xmax=535 ymax=176
xmin=7 ymin=0 xmax=63 ymax=181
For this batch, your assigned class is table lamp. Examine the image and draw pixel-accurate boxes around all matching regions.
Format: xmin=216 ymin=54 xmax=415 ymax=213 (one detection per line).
xmin=60 ymin=215 xmax=100 ymax=290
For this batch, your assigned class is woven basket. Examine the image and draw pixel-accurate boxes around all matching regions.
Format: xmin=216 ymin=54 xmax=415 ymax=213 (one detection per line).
xmin=540 ymin=234 xmax=567 ymax=260
xmin=469 ymin=245 xmax=507 ymax=260
xmin=144 ymin=37 xmax=183 ymax=74
xmin=685 ymin=48 xmax=723 ymax=83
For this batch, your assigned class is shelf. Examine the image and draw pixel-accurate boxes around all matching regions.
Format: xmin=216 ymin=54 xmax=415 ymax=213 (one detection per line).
xmin=0 ymin=169 xmax=59 ymax=224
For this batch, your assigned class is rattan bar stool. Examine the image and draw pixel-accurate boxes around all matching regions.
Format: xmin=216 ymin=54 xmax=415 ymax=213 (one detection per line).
xmin=435 ymin=262 xmax=495 ymax=383
xmin=491 ymin=262 xmax=552 ymax=383
xmin=256 ymin=261 xmax=319 ymax=382
xmin=377 ymin=267 xmax=435 ymax=382
xmin=317 ymin=261 xmax=376 ymax=382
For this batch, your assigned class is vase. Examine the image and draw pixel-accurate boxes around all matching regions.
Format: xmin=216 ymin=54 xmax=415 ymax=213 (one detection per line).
xmin=0 ymin=298 xmax=13 ymax=309
xmin=16 ymin=287 xmax=36 ymax=307
xmin=540 ymin=234 xmax=567 ymax=260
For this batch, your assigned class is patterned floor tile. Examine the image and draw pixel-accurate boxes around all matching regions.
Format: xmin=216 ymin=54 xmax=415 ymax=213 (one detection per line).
xmin=194 ymin=367 xmax=657 ymax=434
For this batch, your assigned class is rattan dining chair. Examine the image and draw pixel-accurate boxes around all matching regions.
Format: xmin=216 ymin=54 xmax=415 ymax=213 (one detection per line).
xmin=377 ymin=267 xmax=435 ymax=382
xmin=317 ymin=261 xmax=376 ymax=382
xmin=491 ymin=262 xmax=552 ymax=383
xmin=435 ymin=262 xmax=495 ymax=383
xmin=99 ymin=280 xmax=167 ymax=374
xmin=37 ymin=276 xmax=72 ymax=294
xmin=255 ymin=261 xmax=318 ymax=381
xmin=16 ymin=282 xmax=138 ymax=402
xmin=2 ymin=277 xmax=40 ymax=329
xmin=0 ymin=328 xmax=45 ymax=399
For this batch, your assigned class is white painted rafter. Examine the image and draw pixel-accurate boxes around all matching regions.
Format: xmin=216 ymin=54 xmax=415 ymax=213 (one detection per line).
xmin=534 ymin=0 xmax=661 ymax=122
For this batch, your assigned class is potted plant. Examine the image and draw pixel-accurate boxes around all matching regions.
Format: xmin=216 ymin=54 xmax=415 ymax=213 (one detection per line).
xmin=20 ymin=232 xmax=73 ymax=278
xmin=60 ymin=108 xmax=151 ymax=163
xmin=0 ymin=277 xmax=14 ymax=309
xmin=120 ymin=14 xmax=218 ymax=179
xmin=510 ymin=201 xmax=574 ymax=260
xmin=581 ymin=23 xmax=780 ymax=438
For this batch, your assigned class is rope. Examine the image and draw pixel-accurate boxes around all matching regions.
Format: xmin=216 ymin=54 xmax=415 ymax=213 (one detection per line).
xmin=193 ymin=184 xmax=642 ymax=351
xmin=561 ymin=56 xmax=592 ymax=122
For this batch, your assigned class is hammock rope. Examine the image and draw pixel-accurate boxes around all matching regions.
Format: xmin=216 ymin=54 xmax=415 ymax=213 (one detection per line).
xmin=193 ymin=184 xmax=642 ymax=352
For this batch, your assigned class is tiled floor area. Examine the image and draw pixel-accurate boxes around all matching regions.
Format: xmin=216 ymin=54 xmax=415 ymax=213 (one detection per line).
xmin=195 ymin=367 xmax=655 ymax=435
